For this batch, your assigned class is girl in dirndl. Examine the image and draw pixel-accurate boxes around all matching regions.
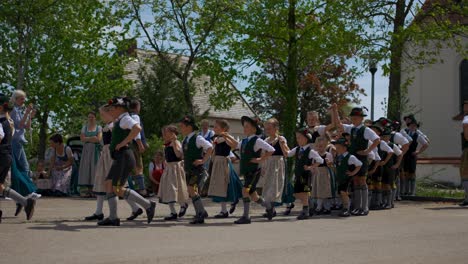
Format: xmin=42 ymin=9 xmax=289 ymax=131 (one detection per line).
xmin=208 ymin=119 xmax=242 ymax=218
xmin=49 ymin=134 xmax=73 ymax=196
xmin=311 ymin=137 xmax=334 ymax=215
xmin=85 ymin=105 xmax=114 ymax=221
xmin=158 ymin=125 xmax=190 ymax=221
xmin=260 ymin=118 xmax=286 ymax=220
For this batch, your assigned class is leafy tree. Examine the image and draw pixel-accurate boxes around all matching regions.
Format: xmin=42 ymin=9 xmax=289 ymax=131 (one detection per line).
xmin=0 ymin=0 xmax=133 ymax=159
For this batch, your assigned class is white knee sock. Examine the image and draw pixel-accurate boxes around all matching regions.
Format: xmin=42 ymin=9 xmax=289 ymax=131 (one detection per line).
xmin=221 ymin=202 xmax=228 ymax=213
xmin=168 ymin=202 xmax=177 ymax=214
xmin=95 ymin=195 xmax=105 ymax=215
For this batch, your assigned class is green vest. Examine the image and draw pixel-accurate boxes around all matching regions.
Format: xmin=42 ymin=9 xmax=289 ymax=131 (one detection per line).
xmin=183 ymin=134 xmax=203 ymax=170
xmin=110 ymin=118 xmax=130 ymax=153
xmin=294 ymin=146 xmax=312 ymax=178
xmin=335 ymin=153 xmax=353 ymax=183
xmin=240 ymin=136 xmax=261 ymax=175
xmin=349 ymin=126 xmax=367 ymax=155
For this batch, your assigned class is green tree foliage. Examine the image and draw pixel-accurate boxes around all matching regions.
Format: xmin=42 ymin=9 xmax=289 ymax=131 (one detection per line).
xmin=0 ymin=0 xmax=133 ymax=159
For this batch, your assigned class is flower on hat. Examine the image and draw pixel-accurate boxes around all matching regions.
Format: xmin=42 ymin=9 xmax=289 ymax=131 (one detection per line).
xmin=108 ymin=99 xmax=113 ymax=105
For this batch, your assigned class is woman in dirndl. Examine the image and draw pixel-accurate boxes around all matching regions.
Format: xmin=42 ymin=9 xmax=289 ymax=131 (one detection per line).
xmin=78 ymin=112 xmax=102 ymax=197
xmin=49 ymin=134 xmax=73 ymax=196
xmin=208 ymin=119 xmax=242 ymax=218
xmin=85 ymin=105 xmax=114 ymax=221
xmin=260 ymin=118 xmax=286 ymax=220
xmin=158 ymin=125 xmax=189 ymax=221
xmin=310 ymin=136 xmax=334 ymax=215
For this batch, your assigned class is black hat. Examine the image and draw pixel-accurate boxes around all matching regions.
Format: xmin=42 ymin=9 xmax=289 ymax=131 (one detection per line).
xmin=179 ymin=115 xmax=199 ymax=131
xmin=106 ymin=97 xmax=130 ymax=109
xmin=241 ymin=116 xmax=262 ymax=135
xmin=403 ymin=114 xmax=418 ymax=126
xmin=0 ymin=93 xmax=12 ymax=111
xmin=376 ymin=117 xmax=392 ymax=127
xmin=382 ymin=127 xmax=392 ymax=136
xmin=331 ymin=137 xmax=349 ymax=147
xmin=349 ymin=107 xmax=368 ymax=117
xmin=296 ymin=127 xmax=314 ymax=143
xmin=370 ymin=121 xmax=385 ymax=134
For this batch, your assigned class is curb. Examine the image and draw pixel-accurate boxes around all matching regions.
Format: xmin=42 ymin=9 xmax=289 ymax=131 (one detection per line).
xmin=401 ymin=195 xmax=464 ymax=203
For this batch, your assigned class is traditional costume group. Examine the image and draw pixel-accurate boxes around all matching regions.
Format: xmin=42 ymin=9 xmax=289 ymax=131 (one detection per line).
xmin=0 ymin=94 xmax=438 ymax=225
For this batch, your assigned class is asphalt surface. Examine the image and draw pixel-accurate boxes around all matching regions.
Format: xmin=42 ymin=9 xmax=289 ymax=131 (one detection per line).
xmin=1 ymin=198 xmax=468 ymax=264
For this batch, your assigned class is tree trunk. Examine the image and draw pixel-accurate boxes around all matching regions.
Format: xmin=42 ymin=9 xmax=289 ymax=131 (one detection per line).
xmin=387 ymin=0 xmax=406 ymax=121
xmin=182 ymin=77 xmax=194 ymax=115
xmin=37 ymin=110 xmax=49 ymax=161
xmin=283 ymin=0 xmax=298 ymax=145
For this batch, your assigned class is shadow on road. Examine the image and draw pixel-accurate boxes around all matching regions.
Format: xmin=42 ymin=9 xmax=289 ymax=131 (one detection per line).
xmin=425 ymin=206 xmax=468 ymax=211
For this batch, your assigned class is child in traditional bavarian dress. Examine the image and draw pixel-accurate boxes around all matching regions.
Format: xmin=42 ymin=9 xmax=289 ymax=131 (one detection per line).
xmin=281 ymin=128 xmax=324 ymax=220
xmin=260 ymin=118 xmax=286 ymax=220
xmin=369 ymin=122 xmax=394 ymax=210
xmin=234 ymin=116 xmax=275 ymax=225
xmin=332 ymin=136 xmax=362 ymax=217
xmin=85 ymin=105 xmax=114 ymax=221
xmin=0 ymin=93 xmax=36 ymax=222
xmin=97 ymin=97 xmax=156 ymax=226
xmin=208 ymin=119 xmax=242 ymax=218
xmin=380 ymin=125 xmax=403 ymax=209
xmin=334 ymin=105 xmax=380 ymax=216
xmin=311 ymin=137 xmax=334 ymax=215
xmin=158 ymin=125 xmax=189 ymax=221
xmin=179 ymin=115 xmax=213 ymax=225
xmin=460 ymin=101 xmax=468 ymax=206
xmin=402 ymin=115 xmax=429 ymax=196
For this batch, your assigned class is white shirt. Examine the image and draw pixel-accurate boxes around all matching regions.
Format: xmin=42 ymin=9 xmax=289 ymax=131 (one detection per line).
xmin=463 ymin=116 xmax=468 ymax=125
xmin=184 ymin=132 xmax=213 ymax=151
xmin=130 ymin=113 xmax=142 ymax=140
xmin=117 ymin=113 xmax=138 ymax=130
xmin=199 ymin=130 xmax=215 ymax=141
xmin=379 ymin=141 xmax=394 ymax=154
xmin=404 ymin=129 xmax=428 ymax=146
xmin=391 ymin=132 xmax=410 ymax=146
xmin=368 ymin=141 xmax=381 ymax=161
xmin=287 ymin=144 xmax=324 ymax=164
xmin=318 ymin=151 xmax=334 ymax=163
xmin=341 ymin=152 xmax=363 ymax=167
xmin=237 ymin=135 xmax=275 ymax=153
xmin=343 ymin=124 xmax=380 ymax=142
xmin=391 ymin=144 xmax=403 ymax=156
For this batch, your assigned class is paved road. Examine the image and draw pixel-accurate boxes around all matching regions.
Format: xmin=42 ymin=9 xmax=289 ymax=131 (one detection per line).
xmin=1 ymin=198 xmax=468 ymax=264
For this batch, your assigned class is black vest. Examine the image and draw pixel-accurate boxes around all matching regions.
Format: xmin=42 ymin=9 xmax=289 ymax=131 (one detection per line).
xmin=165 ymin=145 xmax=182 ymax=162
xmin=0 ymin=117 xmax=12 ymax=154
xmin=214 ymin=141 xmax=231 ymax=157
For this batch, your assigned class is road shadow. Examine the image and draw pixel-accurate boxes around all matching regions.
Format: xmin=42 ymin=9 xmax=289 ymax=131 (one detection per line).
xmin=425 ymin=206 xmax=468 ymax=211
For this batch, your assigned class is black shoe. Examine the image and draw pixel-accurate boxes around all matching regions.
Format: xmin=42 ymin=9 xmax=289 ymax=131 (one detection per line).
xmin=459 ymin=201 xmax=468 ymax=207
xmin=234 ymin=216 xmax=251 ymax=224
xmin=351 ymin=208 xmax=361 ymax=216
xmin=0 ymin=209 xmax=2 ymax=223
xmin=283 ymin=203 xmax=295 ymax=216
xmin=214 ymin=211 xmax=229 ymax=219
xmin=297 ymin=212 xmax=309 ymax=220
xmin=339 ymin=210 xmax=350 ymax=217
xmin=164 ymin=213 xmax=178 ymax=221
xmin=24 ymin=198 xmax=36 ymax=221
xmin=98 ymin=218 xmax=120 ymax=226
xmin=359 ymin=210 xmax=369 ymax=216
xmin=15 ymin=203 xmax=23 ymax=216
xmin=229 ymin=201 xmax=238 ymax=214
xmin=126 ymin=208 xmax=143 ymax=221
xmin=322 ymin=209 xmax=331 ymax=215
xmin=178 ymin=203 xmax=188 ymax=217
xmin=266 ymin=208 xmax=275 ymax=221
xmin=202 ymin=210 xmax=209 ymax=218
xmin=85 ymin=214 xmax=104 ymax=221
xmin=146 ymin=201 xmax=156 ymax=224
xmin=309 ymin=208 xmax=315 ymax=217
xmin=190 ymin=215 xmax=205 ymax=224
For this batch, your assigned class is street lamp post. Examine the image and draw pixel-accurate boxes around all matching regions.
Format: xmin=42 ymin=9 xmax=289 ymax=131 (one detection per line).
xmin=369 ymin=60 xmax=377 ymax=121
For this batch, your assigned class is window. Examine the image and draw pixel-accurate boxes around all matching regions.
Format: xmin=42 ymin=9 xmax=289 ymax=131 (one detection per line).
xmin=460 ymin=59 xmax=468 ymax=112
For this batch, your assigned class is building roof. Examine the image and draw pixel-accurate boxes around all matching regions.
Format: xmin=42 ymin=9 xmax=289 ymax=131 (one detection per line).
xmin=124 ymin=49 xmax=256 ymax=120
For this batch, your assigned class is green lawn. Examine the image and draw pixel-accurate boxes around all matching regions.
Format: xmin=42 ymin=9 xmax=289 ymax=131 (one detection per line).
xmin=416 ymin=182 xmax=465 ymax=199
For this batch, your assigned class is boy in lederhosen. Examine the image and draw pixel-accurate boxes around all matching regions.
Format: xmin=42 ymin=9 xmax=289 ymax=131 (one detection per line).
xmin=0 ymin=93 xmax=36 ymax=222
xmin=334 ymin=106 xmax=380 ymax=216
xmin=380 ymin=125 xmax=403 ymax=209
xmin=234 ymin=116 xmax=275 ymax=224
xmin=98 ymin=97 xmax=156 ymax=226
xmin=402 ymin=115 xmax=429 ymax=196
xmin=332 ymin=136 xmax=362 ymax=217
xmin=179 ymin=115 xmax=213 ymax=224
